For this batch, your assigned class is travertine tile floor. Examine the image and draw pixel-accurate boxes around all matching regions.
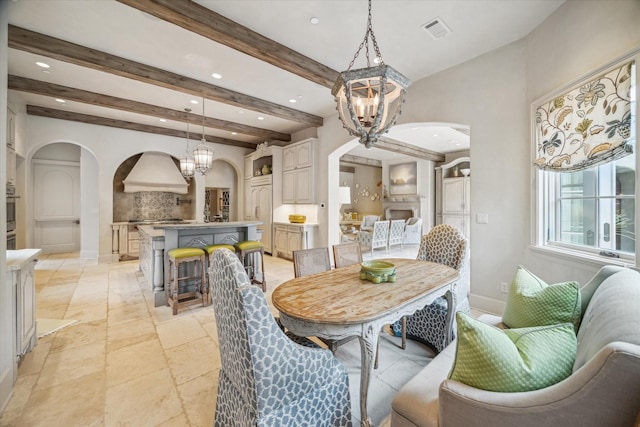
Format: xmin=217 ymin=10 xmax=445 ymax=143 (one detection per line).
xmin=0 ymin=244 xmax=459 ymax=426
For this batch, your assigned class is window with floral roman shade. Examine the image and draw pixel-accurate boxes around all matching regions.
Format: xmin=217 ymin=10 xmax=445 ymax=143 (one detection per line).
xmin=535 ymin=61 xmax=634 ymax=172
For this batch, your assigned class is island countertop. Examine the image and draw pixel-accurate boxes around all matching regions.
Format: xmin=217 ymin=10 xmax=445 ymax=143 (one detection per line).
xmin=151 ymin=220 xmax=263 ymax=230
xmin=6 ymin=249 xmax=42 ymax=271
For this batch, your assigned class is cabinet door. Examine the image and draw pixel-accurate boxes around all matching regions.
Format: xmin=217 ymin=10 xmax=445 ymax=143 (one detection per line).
xmin=294 ymin=168 xmax=313 ymax=203
xmin=244 ymin=155 xmax=253 ymax=179
xmin=6 ymin=147 xmax=16 ymax=186
xmin=256 ymin=186 xmax=272 ymax=253
xmin=463 ymin=177 xmax=471 ymax=215
xmin=287 ymin=231 xmax=301 ymax=254
xmin=282 ymin=170 xmax=296 ymax=204
xmin=244 ymin=180 xmax=253 ymax=219
xmin=442 ymin=178 xmax=464 ymax=214
xmin=18 ymin=262 xmax=37 ymax=356
xmin=283 ymin=146 xmax=296 ymax=171
xmin=274 ymin=228 xmax=288 ymax=256
xmin=443 ymin=215 xmax=465 ymax=236
xmin=295 ymin=142 xmax=313 ymax=168
xmin=7 ymin=107 xmax=15 ymax=149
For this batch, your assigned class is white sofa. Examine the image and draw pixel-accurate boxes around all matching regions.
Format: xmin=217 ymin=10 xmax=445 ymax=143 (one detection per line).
xmin=391 ymin=265 xmax=640 ymax=427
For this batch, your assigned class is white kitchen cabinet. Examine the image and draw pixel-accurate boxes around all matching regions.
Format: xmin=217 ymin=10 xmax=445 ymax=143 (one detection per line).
xmin=6 ymin=250 xmax=41 ymax=366
xmin=282 ymin=139 xmax=315 ymax=204
xmin=244 ymin=179 xmax=252 ymax=219
xmin=244 ymin=154 xmax=253 ymax=179
xmin=7 ymin=107 xmax=15 ymax=149
xmin=273 ymin=223 xmax=317 ymax=260
xmin=442 ymin=177 xmax=470 ymax=238
xmin=250 ymin=176 xmax=273 ymax=254
xmin=437 ymin=156 xmax=471 ymax=240
xmin=6 ymin=147 xmax=16 ymax=186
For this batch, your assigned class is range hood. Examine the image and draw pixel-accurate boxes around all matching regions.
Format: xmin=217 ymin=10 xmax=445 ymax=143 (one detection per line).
xmin=123 ymin=152 xmax=188 ymax=194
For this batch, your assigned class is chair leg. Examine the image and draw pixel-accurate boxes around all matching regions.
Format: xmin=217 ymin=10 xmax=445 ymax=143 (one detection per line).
xmin=171 ymin=263 xmax=179 ymax=315
xmin=259 ymin=249 xmax=266 ymax=292
xmin=401 ymin=317 xmax=407 ymax=350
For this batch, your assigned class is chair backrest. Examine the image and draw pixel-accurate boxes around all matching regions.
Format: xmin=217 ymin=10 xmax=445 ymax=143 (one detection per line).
xmin=293 ymin=247 xmax=331 ymax=278
xmin=371 ymin=220 xmax=390 ymax=248
xmin=209 ymin=248 xmax=257 ymax=408
xmin=417 ymin=224 xmax=467 ymax=271
xmin=332 ymin=242 xmax=363 ymax=268
xmin=388 ymin=219 xmax=406 ymax=246
xmin=361 ymin=215 xmax=380 ymax=230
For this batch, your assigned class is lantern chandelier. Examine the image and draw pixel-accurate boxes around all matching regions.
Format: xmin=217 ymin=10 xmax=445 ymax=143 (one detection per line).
xmin=193 ymin=97 xmax=214 ymax=175
xmin=331 ymin=0 xmax=411 ymax=148
xmin=179 ymin=108 xmax=195 ymax=180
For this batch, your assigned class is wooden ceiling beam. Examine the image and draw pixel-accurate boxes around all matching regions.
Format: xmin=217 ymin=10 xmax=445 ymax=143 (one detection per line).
xmin=10 ymin=75 xmax=288 ymax=141
xmin=376 ymin=137 xmax=445 ymax=162
xmin=340 ymin=154 xmax=382 ymax=167
xmin=8 ymin=25 xmax=321 ymax=128
xmin=26 ymin=105 xmax=256 ymax=149
xmin=116 ymin=0 xmax=339 ymax=89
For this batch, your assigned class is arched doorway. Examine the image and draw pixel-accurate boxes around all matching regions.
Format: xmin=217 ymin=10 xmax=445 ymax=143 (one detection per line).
xmin=204 ymin=159 xmax=240 ymax=222
xmin=327 ymin=122 xmax=471 ymax=249
xmin=31 ymin=142 xmax=99 ymax=257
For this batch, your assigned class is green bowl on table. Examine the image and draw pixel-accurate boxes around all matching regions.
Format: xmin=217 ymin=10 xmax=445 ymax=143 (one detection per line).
xmin=360 ymin=260 xmax=396 ymax=284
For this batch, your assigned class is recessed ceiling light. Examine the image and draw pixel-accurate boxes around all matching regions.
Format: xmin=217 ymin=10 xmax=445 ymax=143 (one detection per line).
xmin=211 ymin=73 xmax=222 ymax=79
xmin=310 ymin=17 xmax=319 ymax=25
xmin=36 ymin=61 xmax=50 ymax=68
xmin=257 ymin=116 xmax=265 ymax=121
xmin=159 ymin=118 xmax=167 ymax=122
xmin=231 ymin=132 xmax=237 ymax=135
xmin=289 ymin=99 xmax=297 ymax=103
xmin=433 ymin=134 xmax=438 ymax=137
xmin=190 ymin=99 xmax=199 ymax=104
xmin=55 ymin=98 xmax=66 ymax=103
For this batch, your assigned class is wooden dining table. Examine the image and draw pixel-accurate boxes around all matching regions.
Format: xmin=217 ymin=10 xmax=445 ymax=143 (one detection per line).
xmin=272 ymin=258 xmax=459 ymax=427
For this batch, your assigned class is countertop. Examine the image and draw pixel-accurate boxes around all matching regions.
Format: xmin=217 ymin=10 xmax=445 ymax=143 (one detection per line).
xmin=274 ymin=222 xmax=318 ymax=227
xmin=151 ymin=221 xmax=262 ymax=230
xmin=6 ymin=249 xmax=42 ymax=271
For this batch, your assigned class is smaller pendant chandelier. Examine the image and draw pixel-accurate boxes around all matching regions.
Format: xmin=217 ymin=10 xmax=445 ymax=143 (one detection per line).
xmin=331 ymin=0 xmax=411 ymax=148
xmin=194 ymin=97 xmax=214 ymax=175
xmin=179 ymin=108 xmax=195 ymax=180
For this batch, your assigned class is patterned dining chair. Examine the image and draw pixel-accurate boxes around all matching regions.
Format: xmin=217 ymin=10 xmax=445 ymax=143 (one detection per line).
xmin=332 ymin=242 xmax=363 ymax=268
xmin=358 ymin=220 xmax=390 ymax=257
xmin=293 ymin=247 xmax=331 ymax=278
xmin=387 ymin=219 xmax=406 ymax=251
xmin=392 ymin=224 xmax=469 ymax=353
xmin=210 ymin=248 xmax=353 ymax=426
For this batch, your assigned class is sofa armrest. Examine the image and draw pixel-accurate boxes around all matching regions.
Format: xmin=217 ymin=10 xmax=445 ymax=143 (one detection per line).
xmin=439 ymin=341 xmax=640 ymax=427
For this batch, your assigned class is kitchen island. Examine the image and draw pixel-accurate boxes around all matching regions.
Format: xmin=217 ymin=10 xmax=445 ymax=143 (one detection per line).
xmin=137 ymin=221 xmax=262 ymax=306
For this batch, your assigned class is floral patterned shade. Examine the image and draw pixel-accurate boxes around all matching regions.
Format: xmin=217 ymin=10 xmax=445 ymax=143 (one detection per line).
xmin=535 ymin=61 xmax=634 ymax=171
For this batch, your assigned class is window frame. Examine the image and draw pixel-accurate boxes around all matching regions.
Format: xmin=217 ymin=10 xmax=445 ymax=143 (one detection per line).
xmin=533 ymin=50 xmax=640 ymax=267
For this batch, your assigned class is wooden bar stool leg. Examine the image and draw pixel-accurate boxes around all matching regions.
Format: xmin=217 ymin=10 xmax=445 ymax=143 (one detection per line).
xmin=171 ymin=260 xmax=179 ymax=315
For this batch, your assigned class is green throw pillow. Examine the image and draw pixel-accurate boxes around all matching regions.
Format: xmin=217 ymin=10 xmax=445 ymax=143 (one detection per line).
xmin=449 ymin=312 xmax=577 ymax=392
xmin=502 ymin=266 xmax=581 ymax=330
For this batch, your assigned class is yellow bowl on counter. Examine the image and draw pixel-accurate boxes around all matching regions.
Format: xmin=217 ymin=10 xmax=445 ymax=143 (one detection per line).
xmin=288 ymin=214 xmax=306 ymax=223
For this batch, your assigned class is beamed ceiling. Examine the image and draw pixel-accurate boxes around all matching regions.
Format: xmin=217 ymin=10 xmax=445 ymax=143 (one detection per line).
xmin=6 ymin=0 xmax=564 ymax=157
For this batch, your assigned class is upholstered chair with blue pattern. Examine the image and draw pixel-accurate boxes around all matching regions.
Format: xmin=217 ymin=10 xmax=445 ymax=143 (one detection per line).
xmin=210 ymin=248 xmax=352 ymax=427
xmin=393 ymin=224 xmax=469 ymax=353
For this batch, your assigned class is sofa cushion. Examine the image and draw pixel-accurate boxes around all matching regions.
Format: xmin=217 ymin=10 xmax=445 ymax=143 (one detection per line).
xmin=574 ymin=268 xmax=640 ymax=371
xmin=449 ymin=313 xmax=577 ymax=392
xmin=502 ymin=265 xmax=581 ymax=330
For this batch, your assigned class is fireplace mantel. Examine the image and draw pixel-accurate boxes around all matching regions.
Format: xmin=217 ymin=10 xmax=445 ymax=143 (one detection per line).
xmin=382 ymin=198 xmax=424 ymax=220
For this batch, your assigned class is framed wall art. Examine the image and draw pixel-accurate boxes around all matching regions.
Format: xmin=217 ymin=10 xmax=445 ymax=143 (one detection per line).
xmin=389 ymin=162 xmax=417 ymax=195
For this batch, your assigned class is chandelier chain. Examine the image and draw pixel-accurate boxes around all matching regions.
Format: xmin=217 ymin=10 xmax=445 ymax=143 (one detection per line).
xmin=184 ymin=108 xmax=191 ymax=154
xmin=347 ymin=0 xmax=384 ymax=71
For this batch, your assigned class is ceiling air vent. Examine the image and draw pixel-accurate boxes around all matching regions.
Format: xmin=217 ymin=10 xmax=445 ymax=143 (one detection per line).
xmin=422 ymin=17 xmax=451 ymax=40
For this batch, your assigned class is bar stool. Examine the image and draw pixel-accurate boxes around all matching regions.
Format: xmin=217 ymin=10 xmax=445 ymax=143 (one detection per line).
xmin=233 ymin=241 xmax=266 ymax=291
xmin=204 ymin=244 xmax=235 ymax=295
xmin=166 ymin=247 xmax=207 ymax=315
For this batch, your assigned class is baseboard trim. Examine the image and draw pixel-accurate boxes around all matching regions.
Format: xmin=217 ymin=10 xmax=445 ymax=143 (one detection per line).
xmin=469 ymin=293 xmax=504 ymax=316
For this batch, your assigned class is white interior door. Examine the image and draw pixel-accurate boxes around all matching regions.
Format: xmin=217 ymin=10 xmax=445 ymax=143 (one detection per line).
xmin=33 ymin=161 xmax=81 ymax=253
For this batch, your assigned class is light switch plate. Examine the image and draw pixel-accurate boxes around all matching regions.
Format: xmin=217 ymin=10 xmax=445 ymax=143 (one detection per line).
xmin=477 ymin=213 xmax=489 ymax=224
